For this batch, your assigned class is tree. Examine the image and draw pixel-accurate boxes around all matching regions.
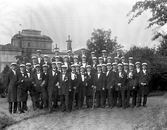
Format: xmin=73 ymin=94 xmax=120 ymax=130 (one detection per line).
xmin=86 ymin=29 xmax=123 ymax=57
xmin=127 ymin=0 xmax=167 ymax=28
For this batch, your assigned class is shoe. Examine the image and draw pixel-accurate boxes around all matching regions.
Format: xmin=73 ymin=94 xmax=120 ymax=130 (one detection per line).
xmin=136 ymin=105 xmax=141 ymax=108
xmin=143 ymin=105 xmax=147 ymax=107
xmin=49 ymin=109 xmax=52 ymax=113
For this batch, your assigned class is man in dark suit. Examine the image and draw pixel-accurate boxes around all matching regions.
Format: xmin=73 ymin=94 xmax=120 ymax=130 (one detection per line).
xmin=6 ymin=63 xmax=18 ymax=114
xmin=32 ymin=64 xmax=45 ymax=110
xmin=25 ymin=63 xmax=36 ymax=111
xmin=67 ymin=50 xmax=74 ymax=64
xmin=17 ymin=64 xmax=28 ymax=113
xmin=116 ymin=63 xmax=127 ymax=109
xmin=102 ymin=50 xmax=108 ymax=64
xmin=43 ymin=55 xmax=52 ymax=70
xmin=59 ymin=65 xmax=71 ymax=112
xmin=88 ymin=51 xmax=96 ymax=65
xmin=52 ymin=50 xmax=64 ymax=63
xmin=107 ymin=56 xmax=112 ymax=64
xmin=77 ymin=66 xmax=88 ymax=109
xmin=91 ymin=57 xmax=97 ymax=74
xmin=63 ymin=55 xmax=71 ymax=72
xmin=47 ymin=62 xmax=60 ymax=113
xmin=31 ymin=56 xmax=38 ymax=73
xmin=135 ymin=61 xmax=141 ymax=100
xmin=93 ymin=64 xmax=105 ymax=108
xmin=137 ymin=63 xmax=150 ymax=107
xmin=69 ymin=64 xmax=78 ymax=111
xmin=85 ymin=65 xmax=94 ymax=108
xmin=129 ymin=57 xmax=134 ymax=64
xmin=36 ymin=50 xmax=44 ymax=66
xmin=80 ymin=55 xmax=87 ymax=68
xmin=106 ymin=63 xmax=116 ymax=108
xmin=127 ymin=63 xmax=137 ymax=108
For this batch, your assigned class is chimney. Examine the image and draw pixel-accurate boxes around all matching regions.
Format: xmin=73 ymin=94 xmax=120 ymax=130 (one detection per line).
xmin=66 ymin=35 xmax=72 ymax=51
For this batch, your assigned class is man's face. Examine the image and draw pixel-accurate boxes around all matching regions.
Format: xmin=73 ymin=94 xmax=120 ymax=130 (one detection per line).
xmin=80 ymin=68 xmax=85 ymax=73
xmin=129 ymin=59 xmax=133 ymax=63
xmin=43 ymin=67 xmax=48 ymax=72
xmin=74 ymin=58 xmax=78 ymax=63
xmin=32 ymin=58 xmax=37 ymax=63
xmin=52 ymin=64 xmax=56 ymax=69
xmin=91 ymin=53 xmax=95 ymax=57
xmin=142 ymin=65 xmax=147 ymax=70
xmin=113 ymin=65 xmax=117 ymax=70
xmin=11 ymin=65 xmax=16 ymax=70
xmin=55 ymin=58 xmax=59 ymax=62
xmin=82 ymin=58 xmax=86 ymax=62
xmin=64 ymin=58 xmax=68 ymax=62
xmin=36 ymin=67 xmax=40 ymax=71
xmin=26 ymin=65 xmax=31 ymax=70
xmin=20 ymin=67 xmax=25 ymax=72
xmin=57 ymin=64 xmax=61 ymax=68
xmin=107 ymin=59 xmax=112 ymax=63
xmin=129 ymin=66 xmax=134 ymax=71
xmin=55 ymin=51 xmax=59 ymax=56
xmin=118 ymin=66 xmax=122 ymax=72
xmin=114 ymin=59 xmax=118 ymax=63
xmin=76 ymin=67 xmax=80 ymax=72
xmin=124 ymin=66 xmax=128 ymax=70
xmin=44 ymin=57 xmax=48 ymax=62
xmin=97 ymin=67 xmax=101 ymax=72
xmin=62 ymin=68 xmax=66 ymax=73
xmin=117 ymin=51 xmax=121 ymax=56
xmin=107 ymin=65 xmax=112 ymax=70
xmin=136 ymin=64 xmax=140 ymax=69
xmin=71 ymin=67 xmax=76 ymax=72
xmin=67 ymin=52 xmax=71 ymax=56
xmin=93 ymin=60 xmax=97 ymax=64
xmin=102 ymin=66 xmax=106 ymax=72
xmin=87 ymin=68 xmax=91 ymax=72
xmin=37 ymin=52 xmax=41 ymax=57
xmin=99 ymin=60 xmax=103 ymax=64
xmin=122 ymin=59 xmax=126 ymax=63
xmin=102 ymin=53 xmax=107 ymax=57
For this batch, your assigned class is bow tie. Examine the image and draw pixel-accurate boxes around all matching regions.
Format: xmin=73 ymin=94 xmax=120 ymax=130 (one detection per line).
xmin=72 ymin=72 xmax=75 ymax=74
xmin=52 ymin=70 xmax=56 ymax=72
xmin=37 ymin=72 xmax=40 ymax=74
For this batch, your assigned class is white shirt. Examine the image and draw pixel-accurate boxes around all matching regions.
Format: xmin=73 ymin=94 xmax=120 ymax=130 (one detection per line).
xmin=98 ymin=73 xmax=101 ymax=79
xmin=12 ymin=70 xmax=16 ymax=75
xmin=119 ymin=72 xmax=122 ymax=78
xmin=87 ymin=72 xmax=90 ymax=76
xmin=38 ymin=58 xmax=41 ymax=63
xmin=106 ymin=71 xmax=110 ymax=76
xmin=82 ymin=63 xmax=86 ymax=68
xmin=71 ymin=72 xmax=75 ymax=80
xmin=21 ymin=71 xmax=24 ymax=76
xmin=143 ymin=69 xmax=146 ymax=74
xmin=52 ymin=71 xmax=55 ymax=76
xmin=64 ymin=62 xmax=68 ymax=68
xmin=81 ymin=73 xmax=85 ymax=81
xmin=137 ymin=68 xmax=140 ymax=73
xmin=37 ymin=73 xmax=40 ymax=80
xmin=62 ymin=74 xmax=65 ymax=81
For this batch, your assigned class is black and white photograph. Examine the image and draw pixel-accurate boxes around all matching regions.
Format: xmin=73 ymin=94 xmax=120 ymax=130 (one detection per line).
xmin=0 ymin=0 xmax=167 ymax=129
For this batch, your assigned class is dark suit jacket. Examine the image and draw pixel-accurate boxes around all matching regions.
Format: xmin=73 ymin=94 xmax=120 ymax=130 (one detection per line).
xmin=93 ymin=72 xmax=105 ymax=91
xmin=32 ymin=71 xmax=45 ymax=93
xmin=59 ymin=72 xmax=71 ymax=95
xmin=6 ymin=69 xmax=18 ymax=102
xmin=127 ymin=71 xmax=137 ymax=90
xmin=86 ymin=72 xmax=94 ymax=96
xmin=116 ymin=71 xmax=127 ymax=91
xmin=17 ymin=71 xmax=28 ymax=101
xmin=106 ymin=70 xmax=116 ymax=89
xmin=47 ymin=70 xmax=60 ymax=91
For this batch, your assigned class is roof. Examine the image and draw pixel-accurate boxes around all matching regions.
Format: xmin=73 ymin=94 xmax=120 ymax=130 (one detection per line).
xmin=0 ymin=44 xmax=22 ymax=51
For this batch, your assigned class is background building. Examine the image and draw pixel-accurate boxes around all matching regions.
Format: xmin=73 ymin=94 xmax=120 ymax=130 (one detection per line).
xmin=11 ymin=29 xmax=53 ymax=53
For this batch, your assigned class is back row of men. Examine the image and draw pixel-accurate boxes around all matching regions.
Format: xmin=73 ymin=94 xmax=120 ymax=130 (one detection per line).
xmin=7 ymin=49 xmax=150 ymax=114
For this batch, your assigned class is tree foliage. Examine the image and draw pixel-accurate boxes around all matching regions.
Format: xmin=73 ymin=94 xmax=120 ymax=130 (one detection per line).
xmin=86 ymin=29 xmax=123 ymax=57
xmin=125 ymin=45 xmax=167 ymax=91
xmin=127 ymin=0 xmax=167 ymax=28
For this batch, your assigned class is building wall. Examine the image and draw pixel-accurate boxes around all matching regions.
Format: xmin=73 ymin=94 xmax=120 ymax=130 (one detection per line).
xmin=0 ymin=50 xmax=21 ymax=72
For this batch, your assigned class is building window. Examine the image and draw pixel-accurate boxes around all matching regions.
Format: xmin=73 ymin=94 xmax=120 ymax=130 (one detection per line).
xmin=28 ymin=43 xmax=30 ymax=48
xmin=36 ymin=43 xmax=39 ymax=48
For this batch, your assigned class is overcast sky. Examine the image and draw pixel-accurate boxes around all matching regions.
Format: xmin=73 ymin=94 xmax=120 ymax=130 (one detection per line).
xmin=0 ymin=0 xmax=159 ymax=51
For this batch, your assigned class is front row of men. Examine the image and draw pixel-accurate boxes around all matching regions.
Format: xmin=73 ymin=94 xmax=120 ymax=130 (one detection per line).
xmin=6 ymin=61 xmax=150 ymax=114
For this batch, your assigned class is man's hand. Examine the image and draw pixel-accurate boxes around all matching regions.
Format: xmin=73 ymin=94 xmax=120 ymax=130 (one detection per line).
xmin=102 ymin=87 xmax=105 ymax=90
xmin=74 ymin=86 xmax=76 ymax=89
xmin=110 ymin=86 xmax=113 ymax=89
xmin=133 ymin=86 xmax=135 ymax=89
xmin=69 ymin=89 xmax=71 ymax=92
xmin=118 ymin=83 xmax=121 ymax=86
xmin=58 ymin=86 xmax=60 ymax=89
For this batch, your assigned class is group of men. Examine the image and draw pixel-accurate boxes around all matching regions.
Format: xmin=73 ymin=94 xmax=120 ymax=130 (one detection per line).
xmin=6 ymin=49 xmax=150 ymax=114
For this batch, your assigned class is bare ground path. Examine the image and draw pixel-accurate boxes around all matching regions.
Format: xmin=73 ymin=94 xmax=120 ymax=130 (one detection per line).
xmin=0 ymin=96 xmax=166 ymax=130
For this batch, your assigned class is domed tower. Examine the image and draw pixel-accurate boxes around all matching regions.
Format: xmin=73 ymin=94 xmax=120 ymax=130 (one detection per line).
xmin=66 ymin=35 xmax=72 ymax=51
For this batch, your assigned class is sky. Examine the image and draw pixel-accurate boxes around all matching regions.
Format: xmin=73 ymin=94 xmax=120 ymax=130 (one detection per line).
xmin=0 ymin=0 xmax=160 ymax=51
